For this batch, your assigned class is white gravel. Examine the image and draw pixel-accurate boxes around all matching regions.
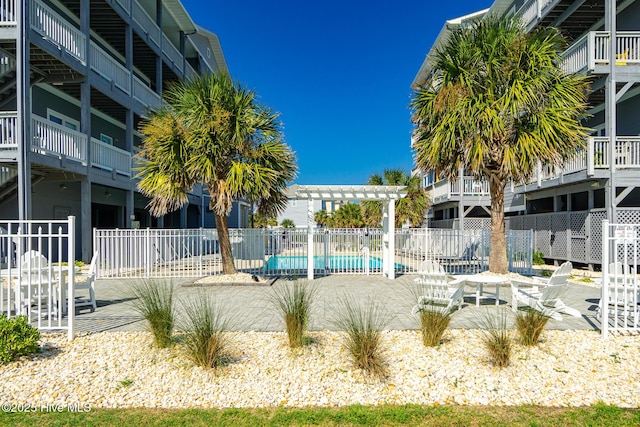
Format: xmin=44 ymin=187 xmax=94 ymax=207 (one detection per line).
xmin=1 ymin=329 xmax=639 ymax=409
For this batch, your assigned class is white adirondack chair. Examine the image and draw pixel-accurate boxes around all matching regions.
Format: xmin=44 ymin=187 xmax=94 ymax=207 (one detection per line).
xmin=74 ymin=251 xmax=98 ymax=312
xmin=14 ymin=252 xmax=57 ymax=318
xmin=511 ymin=261 xmax=580 ymax=321
xmin=412 ymin=261 xmax=465 ymax=314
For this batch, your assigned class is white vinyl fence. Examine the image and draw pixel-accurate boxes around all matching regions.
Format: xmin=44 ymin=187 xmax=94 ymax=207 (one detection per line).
xmin=94 ymin=227 xmax=533 ymax=279
xmin=601 ymin=221 xmax=640 ymax=338
xmin=0 ymin=217 xmax=75 ymax=339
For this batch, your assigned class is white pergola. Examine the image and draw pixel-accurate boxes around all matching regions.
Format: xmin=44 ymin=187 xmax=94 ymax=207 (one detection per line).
xmin=288 ymin=185 xmax=408 ymax=280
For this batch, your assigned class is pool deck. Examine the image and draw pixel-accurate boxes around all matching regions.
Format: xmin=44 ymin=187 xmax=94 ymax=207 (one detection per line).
xmin=71 ymin=274 xmax=605 ymax=334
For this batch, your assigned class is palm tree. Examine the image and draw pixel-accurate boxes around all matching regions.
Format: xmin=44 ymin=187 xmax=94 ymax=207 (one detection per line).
xmin=313 ymin=209 xmax=329 ymax=227
xmin=361 ymin=169 xmax=429 ymax=228
xmin=411 ymin=17 xmax=589 ymax=273
xmin=330 ymin=203 xmax=364 ymax=228
xmin=137 ymin=73 xmax=297 ymax=274
xmin=280 ymin=219 xmax=295 ymax=229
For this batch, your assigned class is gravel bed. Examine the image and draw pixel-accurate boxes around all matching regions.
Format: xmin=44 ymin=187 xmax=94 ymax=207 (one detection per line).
xmin=1 ymin=329 xmax=639 ymax=409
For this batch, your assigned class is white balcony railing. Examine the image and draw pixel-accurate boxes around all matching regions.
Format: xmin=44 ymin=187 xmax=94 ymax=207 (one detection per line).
xmin=428 ymin=176 xmax=488 ymax=202
xmin=132 ymin=0 xmax=160 ymax=48
xmin=561 ymin=32 xmax=640 ymax=74
xmin=0 ymin=111 xmax=17 ymax=149
xmin=90 ymin=43 xmax=131 ymax=94
xmin=31 ymin=116 xmax=87 ymax=163
xmin=162 ymin=33 xmax=183 ymax=72
xmin=91 ymin=137 xmax=131 ymax=176
xmin=132 ymin=75 xmax=161 ymax=110
xmin=30 ymin=0 xmax=86 ymax=65
xmin=0 ymin=0 xmax=16 ymax=26
xmin=517 ymin=0 xmax=555 ymax=29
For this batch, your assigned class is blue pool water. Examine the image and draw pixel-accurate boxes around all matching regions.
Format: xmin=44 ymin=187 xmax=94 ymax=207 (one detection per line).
xmin=265 ymin=255 xmax=404 ymax=271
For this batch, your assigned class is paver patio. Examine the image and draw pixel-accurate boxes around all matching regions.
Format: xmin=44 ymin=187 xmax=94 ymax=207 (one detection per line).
xmin=72 ymin=274 xmax=603 ymax=334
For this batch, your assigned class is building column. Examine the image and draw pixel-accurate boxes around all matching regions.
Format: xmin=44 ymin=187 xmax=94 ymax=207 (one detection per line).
xmin=125 ymin=190 xmax=134 ymax=228
xmin=180 ymin=206 xmax=187 ymax=228
xmin=307 ymin=200 xmax=314 ymax=280
xmin=16 ymin=0 xmax=32 ymax=220
xmin=80 ymin=179 xmax=91 ymax=262
xmin=606 ymin=0 xmax=617 ymax=223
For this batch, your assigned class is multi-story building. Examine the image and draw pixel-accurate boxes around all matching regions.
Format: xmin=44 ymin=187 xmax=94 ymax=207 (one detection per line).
xmin=412 ymin=0 xmax=640 ymax=268
xmin=0 ymin=0 xmax=241 ymax=261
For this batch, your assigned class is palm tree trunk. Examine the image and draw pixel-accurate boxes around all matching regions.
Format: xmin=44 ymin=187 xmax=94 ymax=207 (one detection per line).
xmin=214 ymin=213 xmax=238 ymax=275
xmin=489 ymin=177 xmax=508 ymax=274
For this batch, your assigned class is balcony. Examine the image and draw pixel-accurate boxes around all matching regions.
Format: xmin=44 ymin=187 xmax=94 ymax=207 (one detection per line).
xmin=0 ymin=0 xmax=16 ymax=26
xmin=91 ymin=137 xmax=131 ymax=177
xmin=561 ymin=32 xmax=640 ymax=74
xmin=30 ymin=0 xmax=86 ymax=65
xmin=429 ymin=176 xmax=489 ymax=204
xmin=0 ymin=112 xmax=17 ymax=150
xmin=31 ymin=115 xmax=87 ymax=163
xmin=26 ymin=0 xmax=191 ymax=105
xmin=517 ymin=0 xmax=555 ymax=30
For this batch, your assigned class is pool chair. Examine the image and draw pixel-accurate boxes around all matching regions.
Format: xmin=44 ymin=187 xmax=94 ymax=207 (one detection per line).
xmin=73 ymin=250 xmax=97 ymax=312
xmin=412 ymin=261 xmax=465 ymax=314
xmin=510 ymin=261 xmax=580 ymax=321
xmin=14 ymin=254 xmax=58 ymax=318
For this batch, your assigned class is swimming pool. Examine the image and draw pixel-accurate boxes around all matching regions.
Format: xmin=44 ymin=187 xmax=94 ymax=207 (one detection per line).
xmin=265 ymin=255 xmax=404 ymax=271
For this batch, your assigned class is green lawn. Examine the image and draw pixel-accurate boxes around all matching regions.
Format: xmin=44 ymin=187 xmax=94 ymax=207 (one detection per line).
xmin=1 ymin=403 xmax=639 ymax=426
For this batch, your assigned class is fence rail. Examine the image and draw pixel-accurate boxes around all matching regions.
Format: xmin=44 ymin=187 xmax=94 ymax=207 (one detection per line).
xmin=0 ymin=218 xmax=75 ymax=339
xmin=601 ymin=221 xmax=640 ymax=338
xmin=94 ymin=227 xmax=533 ymax=279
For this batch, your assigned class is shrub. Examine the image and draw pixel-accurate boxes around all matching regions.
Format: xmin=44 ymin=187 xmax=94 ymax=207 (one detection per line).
xmin=281 ymin=219 xmax=295 ymax=229
xmin=478 ymin=309 xmax=512 ymax=368
xmin=271 ymin=279 xmax=316 ymax=348
xmin=179 ymin=292 xmax=230 ymax=368
xmin=333 ymin=297 xmax=392 ymax=378
xmin=129 ymin=279 xmax=175 ymax=348
xmin=417 ymin=306 xmax=452 ymax=347
xmin=540 ymin=269 xmax=553 ymax=277
xmin=532 ymin=249 xmax=545 ymax=265
xmin=515 ymin=308 xmax=550 ymax=346
xmin=0 ymin=315 xmax=40 ymax=364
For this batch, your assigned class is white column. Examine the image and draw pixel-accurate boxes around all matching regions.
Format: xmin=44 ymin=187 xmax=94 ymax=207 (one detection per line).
xmin=307 ymin=201 xmax=314 ymax=280
xmin=382 ymin=201 xmax=389 ymax=277
xmin=388 ymin=199 xmax=396 ymax=280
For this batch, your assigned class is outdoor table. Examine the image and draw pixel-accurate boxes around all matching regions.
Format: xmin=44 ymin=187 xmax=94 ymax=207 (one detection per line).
xmin=0 ymin=267 xmax=75 ymax=315
xmin=455 ymin=274 xmax=510 ymax=307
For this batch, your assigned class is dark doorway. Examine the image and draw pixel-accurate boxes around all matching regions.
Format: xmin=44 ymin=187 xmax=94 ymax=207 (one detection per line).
xmin=92 ymin=203 xmax=121 ymax=228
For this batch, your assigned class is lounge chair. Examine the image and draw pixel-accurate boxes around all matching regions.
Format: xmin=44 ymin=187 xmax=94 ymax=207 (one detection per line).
xmin=412 ymin=261 xmax=465 ymax=314
xmin=74 ymin=250 xmax=97 ymax=312
xmin=510 ymin=261 xmax=580 ymax=321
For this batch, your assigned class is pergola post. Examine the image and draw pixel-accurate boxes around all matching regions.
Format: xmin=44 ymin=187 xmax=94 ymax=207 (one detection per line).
xmin=382 ymin=201 xmax=389 ymax=277
xmin=307 ymin=201 xmax=314 ymax=280
xmin=388 ymin=199 xmax=395 ymax=280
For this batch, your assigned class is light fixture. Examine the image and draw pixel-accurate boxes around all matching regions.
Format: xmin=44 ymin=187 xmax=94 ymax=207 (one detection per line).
xmin=105 ymin=190 xmax=112 ymax=198
xmin=59 ymin=184 xmax=68 ymax=191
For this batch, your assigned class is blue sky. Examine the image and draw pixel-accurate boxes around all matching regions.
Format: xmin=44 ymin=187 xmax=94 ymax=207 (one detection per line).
xmin=181 ymin=1 xmax=494 ymax=185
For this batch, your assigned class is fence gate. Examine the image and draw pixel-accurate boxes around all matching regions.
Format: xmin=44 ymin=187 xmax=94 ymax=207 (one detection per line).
xmin=0 ymin=217 xmax=75 ymax=339
xmin=601 ymin=220 xmax=640 ymax=337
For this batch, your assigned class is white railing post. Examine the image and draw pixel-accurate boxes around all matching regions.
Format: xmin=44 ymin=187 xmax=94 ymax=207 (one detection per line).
xmin=602 ymin=220 xmax=609 ymax=338
xmin=66 ymin=216 xmax=75 ymax=341
xmin=307 ymin=203 xmax=314 ymax=280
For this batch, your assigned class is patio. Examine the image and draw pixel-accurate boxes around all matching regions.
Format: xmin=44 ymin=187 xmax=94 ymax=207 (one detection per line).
xmin=72 ymin=274 xmax=603 ymax=333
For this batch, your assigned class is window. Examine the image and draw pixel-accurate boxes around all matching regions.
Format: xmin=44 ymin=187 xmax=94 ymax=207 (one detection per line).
xmin=100 ymin=133 xmax=113 ymax=145
xmin=47 ymin=109 xmax=79 ymax=131
xmin=291 ymin=199 xmax=297 ymax=208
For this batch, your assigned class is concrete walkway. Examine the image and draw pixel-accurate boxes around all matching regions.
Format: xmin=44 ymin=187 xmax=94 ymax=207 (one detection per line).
xmin=72 ymin=274 xmax=604 ymax=334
